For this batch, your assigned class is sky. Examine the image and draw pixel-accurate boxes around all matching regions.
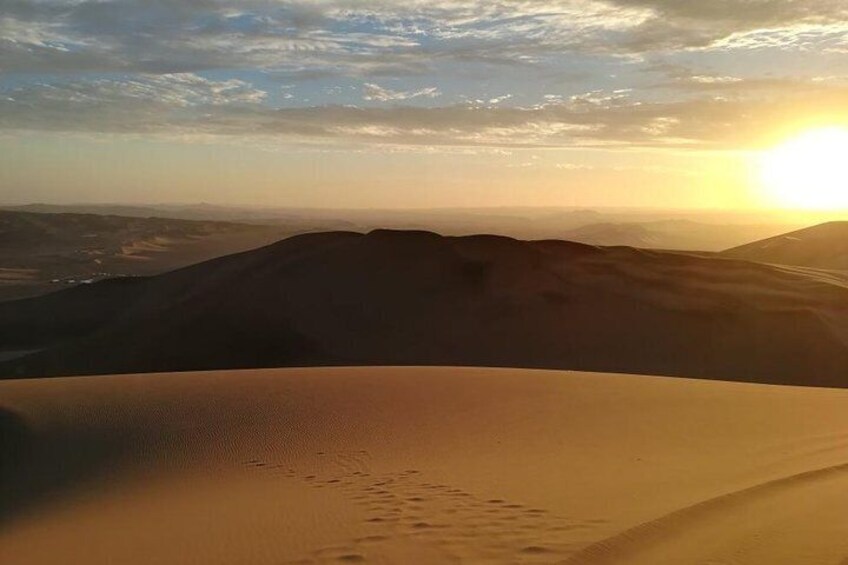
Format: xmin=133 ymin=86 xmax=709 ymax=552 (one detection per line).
xmin=1 ymin=0 xmax=847 ymax=209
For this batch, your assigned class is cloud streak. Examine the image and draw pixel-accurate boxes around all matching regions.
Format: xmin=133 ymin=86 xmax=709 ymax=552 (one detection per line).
xmin=1 ymin=1 xmax=846 ymax=77
xmin=3 ymin=73 xmax=847 ymax=150
xmin=362 ymin=83 xmax=441 ymax=101
xmin=1 ymin=1 xmax=847 ymax=153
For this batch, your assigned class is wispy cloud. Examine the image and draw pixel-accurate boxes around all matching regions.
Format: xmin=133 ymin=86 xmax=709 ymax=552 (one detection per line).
xmin=3 ymin=74 xmax=847 ymax=150
xmin=1 ymin=1 xmax=846 ymax=77
xmin=362 ymin=83 xmax=441 ymax=102
xmin=2 ymin=1 xmax=847 ymax=152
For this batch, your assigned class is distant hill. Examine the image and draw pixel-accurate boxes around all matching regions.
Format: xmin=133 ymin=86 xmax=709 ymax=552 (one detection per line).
xmin=558 ymin=222 xmax=662 ymax=247
xmin=721 ymin=222 xmax=848 ymax=270
xmin=0 ymin=210 xmax=295 ymax=301
xmin=2 ymin=230 xmax=847 ymax=385
xmin=559 ymin=220 xmax=812 ymax=251
xmin=4 ymin=203 xmax=805 ymax=251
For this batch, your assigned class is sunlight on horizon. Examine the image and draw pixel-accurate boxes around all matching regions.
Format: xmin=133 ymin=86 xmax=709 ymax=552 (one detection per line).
xmin=759 ymin=127 xmax=848 ymax=211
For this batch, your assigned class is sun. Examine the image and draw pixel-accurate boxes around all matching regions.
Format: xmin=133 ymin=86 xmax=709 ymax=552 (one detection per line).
xmin=759 ymin=126 xmax=848 ymax=210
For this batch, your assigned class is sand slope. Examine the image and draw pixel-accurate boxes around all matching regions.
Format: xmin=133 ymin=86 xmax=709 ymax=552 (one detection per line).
xmin=722 ymin=221 xmax=848 ymax=271
xmin=3 ymin=230 xmax=848 ymax=384
xmin=3 ymin=367 xmax=848 ymax=564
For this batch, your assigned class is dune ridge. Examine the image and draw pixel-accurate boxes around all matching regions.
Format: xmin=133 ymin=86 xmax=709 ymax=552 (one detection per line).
xmin=722 ymin=221 xmax=848 ymax=270
xmin=564 ymin=459 xmax=848 ymax=564
xmin=2 ymin=229 xmax=847 ymax=385
xmin=3 ymin=366 xmax=848 ymax=564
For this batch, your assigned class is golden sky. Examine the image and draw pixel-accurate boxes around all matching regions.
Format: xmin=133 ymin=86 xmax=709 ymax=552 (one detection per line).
xmin=1 ymin=1 xmax=847 ymax=210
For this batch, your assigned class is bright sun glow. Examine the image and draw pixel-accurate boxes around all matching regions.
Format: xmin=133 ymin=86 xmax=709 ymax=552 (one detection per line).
xmin=760 ymin=127 xmax=848 ymax=210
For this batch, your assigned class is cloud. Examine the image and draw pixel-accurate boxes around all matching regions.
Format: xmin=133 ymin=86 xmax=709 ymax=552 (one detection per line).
xmin=648 ymin=63 xmax=848 ymax=94
xmin=488 ymin=94 xmax=513 ymax=105
xmin=0 ymin=73 xmax=267 ymax=134
xmin=608 ymin=0 xmax=848 ymax=51
xmin=3 ymin=74 xmax=847 ymax=150
xmin=2 ymin=1 xmax=847 ymax=154
xmin=709 ymin=22 xmax=848 ymax=52
xmin=1 ymin=1 xmax=846 ymax=79
xmin=362 ymin=83 xmax=441 ymax=101
xmin=0 ymin=2 xmax=425 ymax=75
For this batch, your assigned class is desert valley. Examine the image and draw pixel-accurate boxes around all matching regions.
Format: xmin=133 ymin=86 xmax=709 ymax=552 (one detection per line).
xmin=3 ymin=0 xmax=848 ymax=562
xmin=2 ymin=212 xmax=848 ymax=564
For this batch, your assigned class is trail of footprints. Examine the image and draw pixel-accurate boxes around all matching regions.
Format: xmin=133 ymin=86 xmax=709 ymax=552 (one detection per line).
xmin=242 ymin=454 xmax=607 ymax=563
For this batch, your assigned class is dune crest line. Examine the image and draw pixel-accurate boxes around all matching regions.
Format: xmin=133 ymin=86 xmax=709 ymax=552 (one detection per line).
xmin=562 ymin=459 xmax=848 ymax=564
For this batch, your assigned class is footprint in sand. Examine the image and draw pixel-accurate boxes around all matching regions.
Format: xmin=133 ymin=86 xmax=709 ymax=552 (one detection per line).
xmin=240 ymin=458 xmax=602 ymax=562
xmin=278 ymin=465 xmax=603 ymax=562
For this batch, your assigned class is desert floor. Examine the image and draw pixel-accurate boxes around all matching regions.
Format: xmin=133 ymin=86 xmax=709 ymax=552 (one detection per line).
xmin=3 ymin=367 xmax=848 ymax=564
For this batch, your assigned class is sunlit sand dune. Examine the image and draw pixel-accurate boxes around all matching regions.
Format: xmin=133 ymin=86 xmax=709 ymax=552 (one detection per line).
xmin=3 ymin=366 xmax=848 ymax=564
xmin=722 ymin=221 xmax=848 ymax=271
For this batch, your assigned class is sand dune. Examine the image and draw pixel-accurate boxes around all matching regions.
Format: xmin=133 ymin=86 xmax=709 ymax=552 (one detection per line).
xmin=557 ymin=219 xmax=799 ymax=251
xmin=3 ymin=366 xmax=848 ymax=564
xmin=3 ymin=229 xmax=847 ymax=384
xmin=722 ymin=221 xmax=848 ymax=271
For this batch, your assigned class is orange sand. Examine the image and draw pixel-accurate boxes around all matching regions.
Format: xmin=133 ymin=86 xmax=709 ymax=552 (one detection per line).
xmin=3 ymin=367 xmax=848 ymax=564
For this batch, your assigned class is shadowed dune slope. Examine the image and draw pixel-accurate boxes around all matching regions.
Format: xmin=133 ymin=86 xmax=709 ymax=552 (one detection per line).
xmin=721 ymin=221 xmax=848 ymax=270
xmin=1 ymin=229 xmax=848 ymax=385
xmin=3 ymin=367 xmax=848 ymax=564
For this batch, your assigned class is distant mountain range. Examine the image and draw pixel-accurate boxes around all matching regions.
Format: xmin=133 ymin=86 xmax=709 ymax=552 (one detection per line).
xmin=2 ymin=229 xmax=846 ymax=385
xmin=2 ymin=204 xmax=813 ymax=261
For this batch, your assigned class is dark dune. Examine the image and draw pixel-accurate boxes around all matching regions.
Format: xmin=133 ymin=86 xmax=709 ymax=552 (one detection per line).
xmin=721 ymin=221 xmax=848 ymax=270
xmin=1 ymin=229 xmax=847 ymax=385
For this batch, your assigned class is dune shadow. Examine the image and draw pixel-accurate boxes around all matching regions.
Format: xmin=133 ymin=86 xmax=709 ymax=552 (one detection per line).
xmin=0 ymin=407 xmax=35 ymax=525
xmin=0 ymin=406 xmax=31 ymax=472
xmin=0 ymin=406 xmax=145 ymax=529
